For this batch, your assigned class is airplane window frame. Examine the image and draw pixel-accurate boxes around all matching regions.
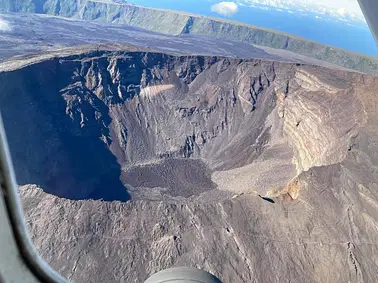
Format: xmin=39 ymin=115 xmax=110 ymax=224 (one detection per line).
xmin=0 ymin=115 xmax=67 ymax=283
xmin=0 ymin=1 xmax=376 ymax=282
xmin=358 ymin=0 xmax=378 ymax=44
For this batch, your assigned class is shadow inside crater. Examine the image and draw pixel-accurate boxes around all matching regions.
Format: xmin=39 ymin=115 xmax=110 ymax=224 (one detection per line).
xmin=0 ymin=59 xmax=131 ymax=202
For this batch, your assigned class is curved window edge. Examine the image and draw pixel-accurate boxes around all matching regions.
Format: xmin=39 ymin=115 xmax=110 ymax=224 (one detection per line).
xmin=0 ymin=114 xmax=67 ymax=283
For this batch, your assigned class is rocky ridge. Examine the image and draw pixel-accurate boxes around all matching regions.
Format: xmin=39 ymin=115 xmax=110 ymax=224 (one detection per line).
xmin=0 ymin=47 xmax=377 ymax=282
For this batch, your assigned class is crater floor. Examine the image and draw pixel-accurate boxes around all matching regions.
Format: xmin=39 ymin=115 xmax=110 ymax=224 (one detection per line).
xmin=123 ymin=159 xmax=216 ymax=198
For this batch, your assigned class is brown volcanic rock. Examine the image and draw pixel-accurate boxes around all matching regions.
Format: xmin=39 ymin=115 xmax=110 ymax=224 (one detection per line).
xmin=0 ymin=48 xmax=377 ymax=282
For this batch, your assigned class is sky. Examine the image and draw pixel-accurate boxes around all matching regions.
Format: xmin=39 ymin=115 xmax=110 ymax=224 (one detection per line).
xmin=128 ymin=0 xmax=377 ymax=56
xmin=210 ymin=0 xmax=365 ymax=23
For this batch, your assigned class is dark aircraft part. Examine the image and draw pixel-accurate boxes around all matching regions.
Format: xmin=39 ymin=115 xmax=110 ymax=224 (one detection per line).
xmin=358 ymin=0 xmax=378 ymax=44
xmin=144 ymin=267 xmax=222 ymax=283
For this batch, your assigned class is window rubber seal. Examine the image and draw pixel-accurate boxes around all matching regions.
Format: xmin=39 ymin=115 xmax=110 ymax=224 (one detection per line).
xmin=0 ymin=114 xmax=67 ymax=283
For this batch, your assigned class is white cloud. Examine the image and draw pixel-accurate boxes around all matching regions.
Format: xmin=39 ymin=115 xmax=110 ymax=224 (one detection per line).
xmin=0 ymin=17 xmax=12 ymax=32
xmin=236 ymin=0 xmax=366 ymax=23
xmin=211 ymin=2 xmax=239 ymax=17
xmin=337 ymin=7 xmax=346 ymax=16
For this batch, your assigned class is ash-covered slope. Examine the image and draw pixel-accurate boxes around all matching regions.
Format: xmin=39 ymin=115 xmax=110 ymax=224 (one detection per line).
xmin=1 ymin=0 xmax=378 ymax=75
xmin=1 ymin=48 xmax=378 ymax=282
xmin=0 ymin=13 xmax=285 ymax=63
xmin=0 ymin=12 xmax=355 ymax=77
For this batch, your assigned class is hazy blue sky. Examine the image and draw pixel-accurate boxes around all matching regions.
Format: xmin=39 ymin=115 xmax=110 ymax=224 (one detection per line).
xmin=130 ymin=0 xmax=378 ymax=56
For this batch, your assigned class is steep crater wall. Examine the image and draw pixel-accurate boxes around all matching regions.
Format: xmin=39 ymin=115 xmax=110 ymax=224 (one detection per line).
xmin=0 ymin=50 xmax=366 ymax=200
xmin=2 ymin=0 xmax=378 ymax=75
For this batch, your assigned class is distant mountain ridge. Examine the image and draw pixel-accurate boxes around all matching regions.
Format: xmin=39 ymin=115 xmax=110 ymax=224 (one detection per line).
xmin=1 ymin=0 xmax=378 ymax=75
